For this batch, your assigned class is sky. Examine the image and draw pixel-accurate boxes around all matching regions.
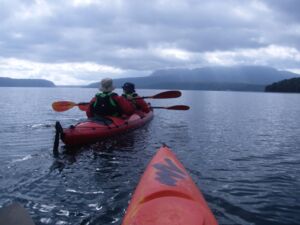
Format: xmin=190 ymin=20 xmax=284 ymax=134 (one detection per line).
xmin=1 ymin=0 xmax=300 ymax=85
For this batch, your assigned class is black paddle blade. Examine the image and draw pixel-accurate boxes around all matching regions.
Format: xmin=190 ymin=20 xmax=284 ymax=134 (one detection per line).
xmin=151 ymin=90 xmax=182 ymax=99
xmin=152 ymin=105 xmax=190 ymax=110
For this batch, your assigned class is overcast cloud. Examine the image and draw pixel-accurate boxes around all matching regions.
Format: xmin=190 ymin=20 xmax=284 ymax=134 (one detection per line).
xmin=1 ymin=0 xmax=300 ymax=85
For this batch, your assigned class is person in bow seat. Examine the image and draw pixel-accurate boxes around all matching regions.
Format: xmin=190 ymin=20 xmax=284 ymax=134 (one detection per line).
xmin=86 ymin=78 xmax=135 ymax=119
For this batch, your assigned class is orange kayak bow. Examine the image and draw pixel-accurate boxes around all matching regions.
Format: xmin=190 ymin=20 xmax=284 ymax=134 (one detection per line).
xmin=122 ymin=146 xmax=218 ymax=225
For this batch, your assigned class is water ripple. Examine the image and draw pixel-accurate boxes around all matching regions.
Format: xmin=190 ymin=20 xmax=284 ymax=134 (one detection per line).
xmin=1 ymin=89 xmax=300 ymax=225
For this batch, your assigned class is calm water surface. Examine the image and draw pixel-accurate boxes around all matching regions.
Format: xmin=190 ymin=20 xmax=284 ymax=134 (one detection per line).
xmin=0 ymin=87 xmax=299 ymax=225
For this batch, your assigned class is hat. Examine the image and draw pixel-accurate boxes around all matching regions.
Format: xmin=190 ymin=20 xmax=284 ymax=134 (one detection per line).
xmin=122 ymin=82 xmax=135 ymax=93
xmin=99 ymin=78 xmax=115 ymax=92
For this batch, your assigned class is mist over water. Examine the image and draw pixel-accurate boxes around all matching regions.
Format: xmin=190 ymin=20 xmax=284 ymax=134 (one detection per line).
xmin=0 ymin=87 xmax=299 ymax=225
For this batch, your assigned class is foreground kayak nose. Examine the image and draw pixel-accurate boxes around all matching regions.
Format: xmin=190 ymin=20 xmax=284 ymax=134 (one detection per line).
xmin=122 ymin=146 xmax=218 ymax=225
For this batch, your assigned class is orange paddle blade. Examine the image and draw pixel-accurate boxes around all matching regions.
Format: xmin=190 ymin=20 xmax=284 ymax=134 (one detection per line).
xmin=52 ymin=101 xmax=76 ymax=112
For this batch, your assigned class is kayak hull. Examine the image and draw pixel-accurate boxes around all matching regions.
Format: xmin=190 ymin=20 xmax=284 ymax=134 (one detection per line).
xmin=122 ymin=146 xmax=218 ymax=225
xmin=61 ymin=110 xmax=153 ymax=146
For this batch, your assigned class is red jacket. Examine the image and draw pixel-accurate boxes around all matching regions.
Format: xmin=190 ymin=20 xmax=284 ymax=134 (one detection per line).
xmin=134 ymin=98 xmax=150 ymax=113
xmin=122 ymin=93 xmax=151 ymax=113
xmin=114 ymin=95 xmax=135 ymax=116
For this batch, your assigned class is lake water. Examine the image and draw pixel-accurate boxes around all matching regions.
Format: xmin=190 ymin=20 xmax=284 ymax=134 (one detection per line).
xmin=0 ymin=87 xmax=299 ymax=225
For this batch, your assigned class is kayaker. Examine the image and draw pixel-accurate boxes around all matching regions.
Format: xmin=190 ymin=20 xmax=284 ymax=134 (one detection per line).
xmin=86 ymin=78 xmax=135 ymax=118
xmin=122 ymin=82 xmax=150 ymax=113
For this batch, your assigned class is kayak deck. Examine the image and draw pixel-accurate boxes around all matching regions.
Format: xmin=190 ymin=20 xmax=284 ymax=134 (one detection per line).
xmin=122 ymin=146 xmax=218 ymax=225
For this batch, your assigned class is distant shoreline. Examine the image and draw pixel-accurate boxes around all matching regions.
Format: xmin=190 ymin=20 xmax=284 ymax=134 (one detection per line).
xmin=0 ymin=77 xmax=55 ymax=87
xmin=2 ymin=65 xmax=300 ymax=91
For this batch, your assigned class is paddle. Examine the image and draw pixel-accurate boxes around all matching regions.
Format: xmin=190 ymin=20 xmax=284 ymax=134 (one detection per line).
xmin=52 ymin=101 xmax=89 ymax=112
xmin=151 ymin=105 xmax=190 ymax=110
xmin=52 ymin=91 xmax=182 ymax=112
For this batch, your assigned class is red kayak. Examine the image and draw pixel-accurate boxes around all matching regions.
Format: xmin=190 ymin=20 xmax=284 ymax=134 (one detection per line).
xmin=55 ymin=110 xmax=153 ymax=146
xmin=122 ymin=146 xmax=218 ymax=225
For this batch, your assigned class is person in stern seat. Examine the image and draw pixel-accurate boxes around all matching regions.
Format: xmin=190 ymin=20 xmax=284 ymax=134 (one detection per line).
xmin=122 ymin=82 xmax=150 ymax=113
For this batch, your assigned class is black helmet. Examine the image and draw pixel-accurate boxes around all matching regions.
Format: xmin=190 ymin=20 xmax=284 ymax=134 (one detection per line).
xmin=122 ymin=82 xmax=135 ymax=93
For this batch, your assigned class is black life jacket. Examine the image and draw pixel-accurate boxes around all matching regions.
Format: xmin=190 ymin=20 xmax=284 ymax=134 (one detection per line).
xmin=92 ymin=92 xmax=120 ymax=116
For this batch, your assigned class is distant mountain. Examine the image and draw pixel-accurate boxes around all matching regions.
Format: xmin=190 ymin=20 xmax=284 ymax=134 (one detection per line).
xmin=0 ymin=77 xmax=55 ymax=87
xmin=87 ymin=66 xmax=299 ymax=91
xmin=265 ymin=77 xmax=300 ymax=93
